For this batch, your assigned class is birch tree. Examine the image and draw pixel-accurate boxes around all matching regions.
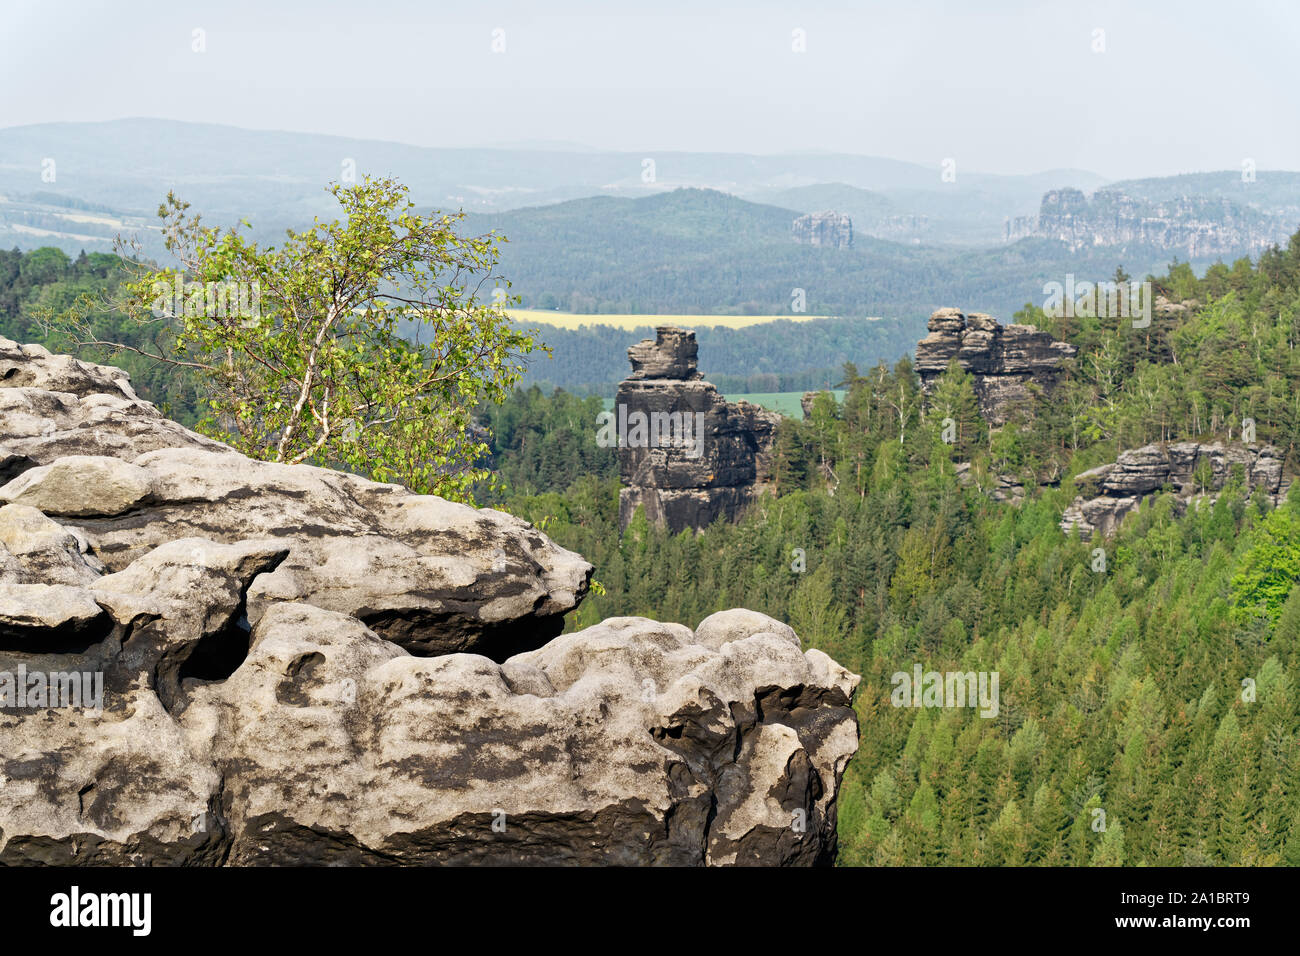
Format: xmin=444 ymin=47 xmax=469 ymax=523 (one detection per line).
xmin=43 ymin=176 xmax=546 ymax=503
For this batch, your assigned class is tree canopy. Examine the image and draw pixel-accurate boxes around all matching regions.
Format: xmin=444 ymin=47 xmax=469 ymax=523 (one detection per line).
xmin=38 ymin=177 xmax=547 ymax=502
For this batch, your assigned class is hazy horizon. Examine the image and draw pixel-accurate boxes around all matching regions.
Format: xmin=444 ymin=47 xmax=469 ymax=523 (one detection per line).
xmin=0 ymin=115 xmax=1120 ymax=181
xmin=4 ymin=0 xmax=1297 ymax=182
xmin=5 ymin=115 xmax=1296 ymax=187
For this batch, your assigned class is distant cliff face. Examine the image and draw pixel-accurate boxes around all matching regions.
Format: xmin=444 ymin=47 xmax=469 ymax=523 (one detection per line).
xmin=914 ymin=308 xmax=1077 ymax=426
xmin=792 ymin=210 xmax=853 ymax=248
xmin=1006 ymin=187 xmax=1287 ymax=256
xmin=617 ymin=328 xmax=781 ymax=532
xmin=1061 ymin=442 xmax=1288 ymax=538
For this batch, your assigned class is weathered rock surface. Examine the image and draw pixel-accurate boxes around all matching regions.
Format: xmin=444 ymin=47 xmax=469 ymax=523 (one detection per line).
xmin=800 ymin=391 xmax=822 ymax=420
xmin=0 ymin=339 xmax=233 ymax=484
xmin=915 ymin=308 xmax=1077 ymax=426
xmin=0 ymin=503 xmax=104 ymax=586
xmin=0 ymin=335 xmax=592 ymax=660
xmin=627 ymin=327 xmax=700 ymax=380
xmin=792 ymin=210 xmax=853 ymax=248
xmin=617 ymin=327 xmax=781 ymax=533
xmin=0 ymin=340 xmax=860 ymax=865
xmin=0 ymin=582 xmax=859 ymax=865
xmin=2 ymin=446 xmax=593 ymax=659
xmin=1061 ymin=441 xmax=1288 ymax=538
xmin=0 ymin=582 xmax=109 ymax=647
xmin=953 ymin=463 xmax=1046 ymax=506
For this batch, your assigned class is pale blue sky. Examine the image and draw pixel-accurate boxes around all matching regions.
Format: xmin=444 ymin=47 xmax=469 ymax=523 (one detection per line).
xmin=3 ymin=0 xmax=1296 ymax=179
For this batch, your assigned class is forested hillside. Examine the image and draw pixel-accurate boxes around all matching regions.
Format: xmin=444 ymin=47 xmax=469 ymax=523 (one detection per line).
xmin=488 ymin=232 xmax=1300 ymax=865
xmin=0 ymin=246 xmax=203 ymax=425
xmin=473 ymin=385 xmax=616 ymax=500
xmin=1 ymin=244 xmax=924 ymax=399
xmin=468 ymin=188 xmax=1178 ymax=320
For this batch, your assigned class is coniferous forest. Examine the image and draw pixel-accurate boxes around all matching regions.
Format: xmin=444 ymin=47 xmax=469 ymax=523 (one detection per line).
xmin=479 ymin=234 xmax=1300 ymax=866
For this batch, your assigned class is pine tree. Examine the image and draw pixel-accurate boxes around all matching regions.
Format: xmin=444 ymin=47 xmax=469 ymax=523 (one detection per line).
xmin=1090 ymin=819 xmax=1126 ymax=866
xmin=926 ymin=358 xmax=984 ymax=460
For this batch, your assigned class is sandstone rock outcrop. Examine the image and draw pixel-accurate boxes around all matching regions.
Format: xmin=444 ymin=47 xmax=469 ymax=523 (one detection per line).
xmin=0 ymin=337 xmax=590 ymax=660
xmin=0 ymin=337 xmax=860 ymax=865
xmin=952 ymin=463 xmax=1044 ymax=507
xmin=1 ymin=446 xmax=592 ymax=659
xmin=0 ymin=339 xmax=230 ymax=483
xmin=792 ymin=210 xmax=853 ymax=249
xmin=1005 ymin=187 xmax=1290 ymax=258
xmin=616 ymin=328 xmax=781 ymax=533
xmin=801 ymin=391 xmax=824 ymax=420
xmin=0 ymin=599 xmax=857 ymax=865
xmin=1060 ymin=441 xmax=1288 ymax=538
xmin=915 ymin=308 xmax=1077 ymax=425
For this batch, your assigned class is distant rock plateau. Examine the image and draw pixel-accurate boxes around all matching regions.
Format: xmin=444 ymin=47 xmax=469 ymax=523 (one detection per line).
xmin=1005 ymin=187 xmax=1291 ymax=257
xmin=791 ymin=210 xmax=853 ymax=249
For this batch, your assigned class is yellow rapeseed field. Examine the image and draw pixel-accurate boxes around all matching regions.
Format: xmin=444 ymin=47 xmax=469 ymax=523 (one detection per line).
xmin=507 ymin=309 xmax=830 ymax=330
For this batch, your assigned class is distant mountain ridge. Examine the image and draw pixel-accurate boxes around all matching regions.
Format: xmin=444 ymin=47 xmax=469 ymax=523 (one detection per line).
xmin=0 ymin=118 xmax=1106 ymax=253
xmin=464 ymin=188 xmax=1185 ymax=321
xmin=4 ymin=119 xmax=1300 ymax=338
